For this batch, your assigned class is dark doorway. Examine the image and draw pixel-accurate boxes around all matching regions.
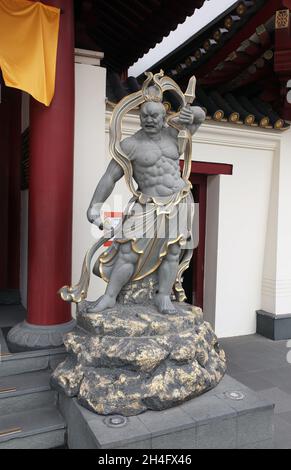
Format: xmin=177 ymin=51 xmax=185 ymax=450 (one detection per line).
xmin=182 ymin=174 xmax=207 ymax=308
xmin=0 ymin=81 xmax=21 ymax=299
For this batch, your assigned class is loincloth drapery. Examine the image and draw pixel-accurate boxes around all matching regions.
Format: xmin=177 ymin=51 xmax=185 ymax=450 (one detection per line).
xmin=96 ymin=184 xmax=194 ymax=292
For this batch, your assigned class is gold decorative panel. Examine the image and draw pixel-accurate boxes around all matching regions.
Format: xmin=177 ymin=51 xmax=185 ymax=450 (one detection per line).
xmin=275 ymin=10 xmax=290 ymax=29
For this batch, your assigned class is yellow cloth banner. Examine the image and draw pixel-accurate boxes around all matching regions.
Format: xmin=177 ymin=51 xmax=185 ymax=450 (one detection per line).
xmin=0 ymin=0 xmax=60 ymax=106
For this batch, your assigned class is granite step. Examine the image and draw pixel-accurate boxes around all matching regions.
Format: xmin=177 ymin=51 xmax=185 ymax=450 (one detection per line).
xmin=0 ymin=406 xmax=66 ymax=449
xmin=0 ymin=346 xmax=67 ymax=377
xmin=0 ymin=370 xmax=56 ymax=414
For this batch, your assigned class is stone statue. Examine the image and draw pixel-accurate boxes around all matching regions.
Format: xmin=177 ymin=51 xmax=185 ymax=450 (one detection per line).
xmin=86 ymin=96 xmax=204 ymax=315
xmin=52 ymin=72 xmax=226 ymax=416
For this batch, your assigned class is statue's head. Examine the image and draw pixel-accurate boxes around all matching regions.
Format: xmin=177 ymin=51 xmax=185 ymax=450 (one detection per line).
xmin=140 ymin=101 xmax=166 ymax=135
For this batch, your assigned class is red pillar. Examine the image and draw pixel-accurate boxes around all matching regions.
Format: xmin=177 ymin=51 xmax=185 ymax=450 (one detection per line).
xmin=27 ymin=0 xmax=74 ymax=325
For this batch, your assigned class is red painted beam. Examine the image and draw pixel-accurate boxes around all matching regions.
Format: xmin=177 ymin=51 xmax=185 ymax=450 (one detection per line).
xmin=275 ymin=50 xmax=291 ymax=73
xmin=222 ymin=63 xmax=275 ymax=93
xmin=195 ymin=0 xmax=283 ymax=80
xmin=274 ymin=8 xmax=291 ymax=120
xmin=180 ymin=160 xmax=233 ymax=176
xmin=275 ymin=9 xmax=291 ymax=68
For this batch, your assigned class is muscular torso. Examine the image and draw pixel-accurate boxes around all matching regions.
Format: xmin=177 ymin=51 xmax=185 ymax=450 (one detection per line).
xmin=122 ymin=128 xmax=185 ymax=197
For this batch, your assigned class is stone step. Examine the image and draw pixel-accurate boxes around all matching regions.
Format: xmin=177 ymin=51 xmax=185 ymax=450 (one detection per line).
xmin=0 ymin=370 xmax=56 ymax=415
xmin=0 ymin=347 xmax=67 ymax=377
xmin=0 ymin=406 xmax=66 ymax=449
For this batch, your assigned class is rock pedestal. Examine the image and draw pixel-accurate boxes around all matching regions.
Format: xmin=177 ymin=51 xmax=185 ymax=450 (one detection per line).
xmin=51 ymin=299 xmax=226 ymax=416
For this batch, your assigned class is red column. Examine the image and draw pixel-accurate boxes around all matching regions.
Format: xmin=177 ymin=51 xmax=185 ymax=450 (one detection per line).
xmin=27 ymin=0 xmax=74 ymax=325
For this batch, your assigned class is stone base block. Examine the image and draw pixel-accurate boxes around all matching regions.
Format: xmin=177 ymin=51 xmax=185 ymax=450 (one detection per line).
xmin=257 ymin=310 xmax=291 ymax=340
xmin=58 ymin=375 xmax=274 ymax=449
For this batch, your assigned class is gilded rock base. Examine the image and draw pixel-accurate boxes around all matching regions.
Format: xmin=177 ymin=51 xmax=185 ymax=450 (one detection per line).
xmin=51 ymin=302 xmax=226 ymax=416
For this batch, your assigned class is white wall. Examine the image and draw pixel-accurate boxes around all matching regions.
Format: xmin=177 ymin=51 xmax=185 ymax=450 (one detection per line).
xmin=72 ymin=62 xmax=107 ymax=306
xmin=261 ymin=130 xmax=291 ymax=315
xmin=194 ymin=122 xmax=279 ymax=337
xmin=275 ymin=132 xmax=291 ymax=313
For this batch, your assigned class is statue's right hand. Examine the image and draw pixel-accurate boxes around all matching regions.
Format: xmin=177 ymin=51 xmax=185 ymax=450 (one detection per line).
xmin=87 ymin=206 xmax=104 ymax=230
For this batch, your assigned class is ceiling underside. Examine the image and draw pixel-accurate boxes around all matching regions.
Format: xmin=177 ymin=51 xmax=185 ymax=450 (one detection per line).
xmin=74 ymin=0 xmax=208 ymax=71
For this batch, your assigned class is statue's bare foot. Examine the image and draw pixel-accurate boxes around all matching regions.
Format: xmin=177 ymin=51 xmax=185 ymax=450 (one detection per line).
xmin=87 ymin=294 xmax=116 ymax=312
xmin=155 ymin=294 xmax=179 ymax=315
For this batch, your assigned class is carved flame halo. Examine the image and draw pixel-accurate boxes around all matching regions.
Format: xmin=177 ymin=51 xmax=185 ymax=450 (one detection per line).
xmin=142 ymin=70 xmax=164 ymax=102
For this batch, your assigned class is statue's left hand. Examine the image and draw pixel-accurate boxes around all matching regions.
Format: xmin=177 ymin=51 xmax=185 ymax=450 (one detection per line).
xmin=179 ymin=106 xmax=194 ymax=125
xmin=192 ymin=106 xmax=206 ymax=124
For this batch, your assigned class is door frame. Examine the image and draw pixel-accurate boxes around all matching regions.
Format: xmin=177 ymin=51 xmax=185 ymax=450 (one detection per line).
xmin=190 ymin=173 xmax=207 ymax=308
xmin=180 ymin=159 xmax=233 ymax=309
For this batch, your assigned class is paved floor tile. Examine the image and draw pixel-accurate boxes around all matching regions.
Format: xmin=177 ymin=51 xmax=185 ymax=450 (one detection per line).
xmin=274 ymin=416 xmax=291 ymax=449
xmin=230 ymin=371 xmax=275 ymax=391
xmin=259 ymin=388 xmax=291 ymax=414
xmin=219 ymin=333 xmax=291 ymax=448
